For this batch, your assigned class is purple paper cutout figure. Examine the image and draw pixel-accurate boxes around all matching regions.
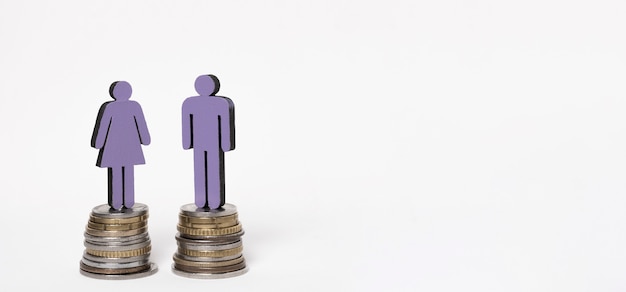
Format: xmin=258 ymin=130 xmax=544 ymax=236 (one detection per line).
xmin=182 ymin=74 xmax=235 ymax=209
xmin=91 ymin=81 xmax=151 ymax=210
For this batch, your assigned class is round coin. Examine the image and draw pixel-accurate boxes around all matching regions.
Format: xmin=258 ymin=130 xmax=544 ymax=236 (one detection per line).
xmin=83 ymin=232 xmax=148 ymax=243
xmin=79 ymin=263 xmax=159 ymax=280
xmin=85 ymin=226 xmax=147 ymax=237
xmin=91 ymin=203 xmax=148 ymax=219
xmin=177 ymin=219 xmax=239 ymax=229
xmin=173 ymin=260 xmax=246 ymax=274
xmin=80 ymin=261 xmax=151 ymax=275
xmin=178 ymin=240 xmax=241 ymax=251
xmin=90 ymin=213 xmax=149 ymax=225
xmin=177 ymin=223 xmax=242 ymax=236
xmin=172 ymin=264 xmax=248 ymax=279
xmin=174 ymin=252 xmax=242 ymax=262
xmin=81 ymin=257 xmax=150 ymax=269
xmin=177 ymin=230 xmax=245 ymax=241
xmin=172 ymin=254 xmax=244 ymax=268
xmin=82 ymin=251 xmax=151 ymax=264
xmin=174 ymin=232 xmax=242 ymax=245
xmin=85 ymin=236 xmax=150 ymax=247
xmin=180 ymin=203 xmax=237 ymax=218
xmin=178 ymin=213 xmax=238 ymax=224
xmin=178 ymin=245 xmax=243 ymax=258
xmin=86 ymin=245 xmax=152 ymax=258
xmin=87 ymin=220 xmax=147 ymax=231
xmin=80 ymin=262 xmax=158 ymax=279
xmin=84 ymin=240 xmax=151 ymax=252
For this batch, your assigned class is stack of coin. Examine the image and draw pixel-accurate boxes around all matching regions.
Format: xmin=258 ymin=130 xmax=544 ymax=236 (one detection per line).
xmin=80 ymin=203 xmax=158 ymax=279
xmin=172 ymin=203 xmax=248 ymax=279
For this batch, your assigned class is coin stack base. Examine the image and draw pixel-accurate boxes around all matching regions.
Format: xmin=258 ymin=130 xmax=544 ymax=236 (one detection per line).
xmin=172 ymin=203 xmax=248 ymax=279
xmin=80 ymin=263 xmax=159 ymax=280
xmin=80 ymin=203 xmax=158 ymax=280
xmin=171 ymin=264 xmax=249 ymax=280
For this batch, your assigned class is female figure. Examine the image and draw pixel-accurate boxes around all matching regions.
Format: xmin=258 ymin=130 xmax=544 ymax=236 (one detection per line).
xmin=91 ymin=81 xmax=151 ymax=210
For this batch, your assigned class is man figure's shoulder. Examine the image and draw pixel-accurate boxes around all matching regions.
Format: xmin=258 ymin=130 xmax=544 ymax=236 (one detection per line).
xmin=182 ymin=95 xmax=204 ymax=107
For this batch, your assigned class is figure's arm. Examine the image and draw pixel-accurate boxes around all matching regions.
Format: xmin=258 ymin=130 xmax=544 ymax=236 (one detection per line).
xmin=219 ymin=97 xmax=235 ymax=151
xmin=91 ymin=102 xmax=112 ymax=149
xmin=133 ymin=102 xmax=151 ymax=145
xmin=182 ymin=100 xmax=193 ymax=149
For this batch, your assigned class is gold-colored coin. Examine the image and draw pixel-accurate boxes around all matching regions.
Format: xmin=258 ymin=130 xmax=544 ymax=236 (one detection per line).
xmin=85 ymin=226 xmax=147 ymax=237
xmin=176 ymin=223 xmax=242 ymax=236
xmin=178 ymin=213 xmax=238 ymax=224
xmin=86 ymin=245 xmax=152 ymax=258
xmin=87 ymin=220 xmax=147 ymax=231
xmin=89 ymin=214 xmax=149 ymax=225
xmin=178 ymin=245 xmax=243 ymax=258
xmin=172 ymin=254 xmax=244 ymax=268
xmin=177 ymin=219 xmax=238 ymax=229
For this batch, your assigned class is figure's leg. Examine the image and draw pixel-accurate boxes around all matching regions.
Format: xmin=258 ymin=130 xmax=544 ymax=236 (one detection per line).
xmin=207 ymin=148 xmax=225 ymax=209
xmin=194 ymin=150 xmax=207 ymax=208
xmin=107 ymin=168 xmax=113 ymax=207
xmin=108 ymin=167 xmax=123 ymax=210
xmin=123 ymin=166 xmax=135 ymax=208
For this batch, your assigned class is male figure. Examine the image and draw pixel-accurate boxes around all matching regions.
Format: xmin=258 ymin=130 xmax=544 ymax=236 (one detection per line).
xmin=92 ymin=81 xmax=151 ymax=210
xmin=182 ymin=74 xmax=235 ymax=209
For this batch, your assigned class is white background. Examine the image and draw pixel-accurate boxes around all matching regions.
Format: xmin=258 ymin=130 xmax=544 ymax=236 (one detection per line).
xmin=0 ymin=0 xmax=625 ymax=291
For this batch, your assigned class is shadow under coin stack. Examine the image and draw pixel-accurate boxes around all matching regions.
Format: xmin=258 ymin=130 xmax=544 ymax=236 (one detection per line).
xmin=80 ymin=203 xmax=158 ymax=279
xmin=173 ymin=203 xmax=248 ymax=279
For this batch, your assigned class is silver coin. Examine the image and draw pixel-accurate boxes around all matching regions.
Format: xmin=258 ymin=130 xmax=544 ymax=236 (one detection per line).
xmin=91 ymin=203 xmax=149 ymax=219
xmin=174 ymin=233 xmax=242 ymax=245
xmin=172 ymin=264 xmax=248 ymax=279
xmin=177 ymin=230 xmax=245 ymax=241
xmin=85 ymin=236 xmax=150 ymax=247
xmin=84 ymin=239 xmax=151 ymax=252
xmin=173 ymin=254 xmax=245 ymax=268
xmin=80 ymin=263 xmax=158 ymax=280
xmin=180 ymin=203 xmax=237 ymax=218
xmin=174 ymin=260 xmax=246 ymax=273
xmin=178 ymin=240 xmax=241 ymax=251
xmin=83 ymin=232 xmax=149 ymax=243
xmin=81 ymin=258 xmax=150 ymax=269
xmin=82 ymin=251 xmax=151 ymax=264
xmin=173 ymin=252 xmax=242 ymax=262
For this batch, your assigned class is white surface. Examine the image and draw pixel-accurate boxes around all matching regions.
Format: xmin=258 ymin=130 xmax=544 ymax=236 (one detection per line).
xmin=0 ymin=0 xmax=625 ymax=291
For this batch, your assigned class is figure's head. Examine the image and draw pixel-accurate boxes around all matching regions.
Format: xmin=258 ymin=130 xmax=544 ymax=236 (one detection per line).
xmin=194 ymin=74 xmax=220 ymax=96
xmin=109 ymin=81 xmax=132 ymax=100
